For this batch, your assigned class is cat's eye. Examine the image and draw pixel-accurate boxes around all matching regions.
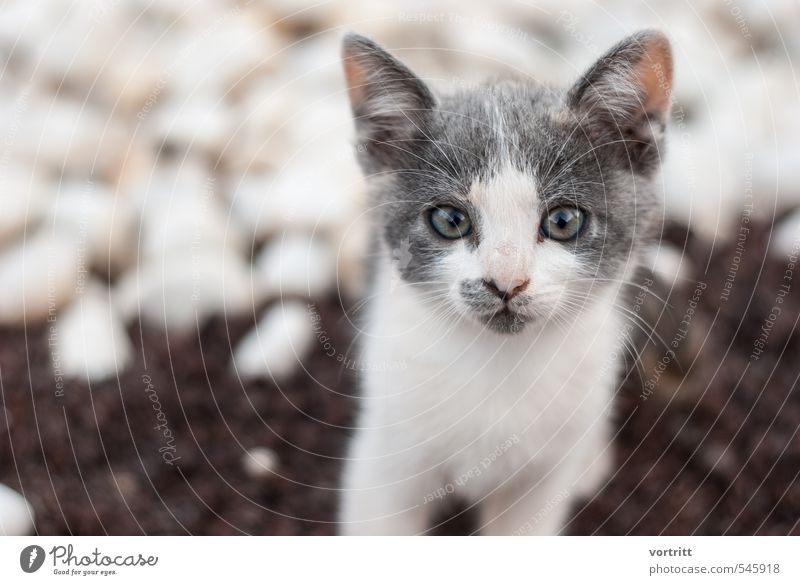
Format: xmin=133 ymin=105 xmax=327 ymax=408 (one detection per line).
xmin=540 ymin=206 xmax=586 ymax=241
xmin=429 ymin=205 xmax=472 ymax=239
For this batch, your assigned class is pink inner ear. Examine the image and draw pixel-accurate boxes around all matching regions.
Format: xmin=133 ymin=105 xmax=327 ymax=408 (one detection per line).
xmin=634 ymin=36 xmax=673 ymax=117
xmin=343 ymin=54 xmax=368 ymax=108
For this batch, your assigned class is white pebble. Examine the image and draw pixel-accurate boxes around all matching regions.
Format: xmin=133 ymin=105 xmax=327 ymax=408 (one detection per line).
xmin=753 ymin=145 xmax=800 ymax=214
xmin=165 ymin=11 xmax=276 ymax=97
xmin=95 ymin=35 xmax=167 ymax=113
xmin=254 ymin=233 xmax=335 ymax=300
xmin=225 ymin=148 xmax=363 ymax=241
xmin=441 ymin=17 xmax=555 ymax=81
xmin=242 ymin=447 xmax=279 ymax=479
xmin=223 ymin=79 xmax=301 ymax=172
xmin=232 ymin=301 xmax=314 ymax=381
xmin=140 ymin=194 xmax=245 ymax=261
xmin=286 ymin=97 xmax=353 ymax=152
xmin=224 ymin=171 xmax=277 ymax=242
xmin=278 ymin=36 xmax=347 ymax=103
xmin=127 ymin=160 xmax=211 ymax=213
xmin=0 ymin=483 xmax=34 ymax=536
xmin=53 ymin=281 xmax=133 ymax=382
xmin=28 ymin=0 xmax=129 ymax=90
xmin=661 ymin=142 xmax=742 ymax=242
xmin=129 ymin=161 xmax=245 ymax=259
xmin=48 ymin=180 xmax=135 ymax=273
xmin=0 ymin=229 xmax=79 ymax=324
xmin=152 ymin=92 xmax=236 ymax=156
xmin=770 ymin=209 xmax=800 ymax=259
xmin=0 ymin=96 xmax=126 ymax=179
xmin=645 ymin=243 xmax=689 ymax=287
xmin=113 ymin=247 xmax=255 ymax=330
xmin=0 ymin=165 xmax=49 ymax=243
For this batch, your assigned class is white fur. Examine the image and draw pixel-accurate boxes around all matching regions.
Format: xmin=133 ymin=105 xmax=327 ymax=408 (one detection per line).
xmin=340 ymin=165 xmax=625 ymax=535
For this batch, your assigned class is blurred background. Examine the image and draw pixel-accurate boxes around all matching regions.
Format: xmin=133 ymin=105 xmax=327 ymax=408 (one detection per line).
xmin=0 ymin=0 xmax=799 ymax=535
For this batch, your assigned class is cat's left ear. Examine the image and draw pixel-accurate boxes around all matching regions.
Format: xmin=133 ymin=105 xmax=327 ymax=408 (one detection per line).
xmin=342 ymin=33 xmax=436 ymax=172
xmin=567 ymin=30 xmax=673 ymax=171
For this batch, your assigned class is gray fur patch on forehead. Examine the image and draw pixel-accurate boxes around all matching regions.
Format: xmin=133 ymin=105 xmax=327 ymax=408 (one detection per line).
xmin=419 ymin=81 xmax=565 ymax=187
xmin=390 ymin=79 xmax=626 ymax=212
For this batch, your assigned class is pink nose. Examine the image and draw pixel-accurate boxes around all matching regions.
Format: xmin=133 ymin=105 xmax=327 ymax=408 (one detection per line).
xmin=483 ymin=277 xmax=529 ymax=301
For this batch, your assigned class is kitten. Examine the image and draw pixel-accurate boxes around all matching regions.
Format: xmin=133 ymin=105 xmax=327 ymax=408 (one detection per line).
xmin=339 ymin=30 xmax=672 ymax=535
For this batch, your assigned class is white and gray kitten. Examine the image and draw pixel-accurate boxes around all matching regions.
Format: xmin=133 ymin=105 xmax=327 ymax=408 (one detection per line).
xmin=338 ymin=31 xmax=673 ymax=535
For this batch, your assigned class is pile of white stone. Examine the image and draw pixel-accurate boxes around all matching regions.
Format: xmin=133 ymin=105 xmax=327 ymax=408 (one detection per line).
xmin=0 ymin=0 xmax=798 ymax=534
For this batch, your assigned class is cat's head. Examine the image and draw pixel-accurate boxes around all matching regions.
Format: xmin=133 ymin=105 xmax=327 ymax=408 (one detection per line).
xmin=342 ymin=31 xmax=672 ymax=334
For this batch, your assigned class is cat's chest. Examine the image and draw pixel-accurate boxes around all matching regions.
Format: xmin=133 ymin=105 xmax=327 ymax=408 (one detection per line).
xmin=362 ymin=280 xmax=621 ymax=435
xmin=385 ymin=318 xmax=613 ymax=425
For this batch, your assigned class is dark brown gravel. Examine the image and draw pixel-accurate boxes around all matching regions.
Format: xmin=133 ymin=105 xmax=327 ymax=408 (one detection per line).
xmin=1 ymin=218 xmax=799 ymax=535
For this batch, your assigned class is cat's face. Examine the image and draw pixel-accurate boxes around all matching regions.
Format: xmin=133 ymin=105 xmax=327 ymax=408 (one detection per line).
xmin=343 ymin=31 xmax=672 ymax=334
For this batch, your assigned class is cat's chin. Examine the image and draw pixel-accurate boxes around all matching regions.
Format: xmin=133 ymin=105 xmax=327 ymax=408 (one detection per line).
xmin=477 ymin=307 xmax=530 ymax=335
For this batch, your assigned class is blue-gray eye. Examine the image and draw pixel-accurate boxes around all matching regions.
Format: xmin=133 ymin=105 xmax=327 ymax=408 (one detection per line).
xmin=540 ymin=207 xmax=586 ymax=241
xmin=430 ymin=205 xmax=472 ymax=239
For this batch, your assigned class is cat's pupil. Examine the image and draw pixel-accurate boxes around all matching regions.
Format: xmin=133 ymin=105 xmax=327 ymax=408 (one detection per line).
xmin=541 ymin=206 xmax=585 ymax=241
xmin=429 ymin=205 xmax=473 ymax=239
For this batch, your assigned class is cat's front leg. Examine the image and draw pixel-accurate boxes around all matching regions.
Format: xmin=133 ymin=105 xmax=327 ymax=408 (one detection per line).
xmin=338 ymin=427 xmax=434 ymax=535
xmin=478 ymin=474 xmax=573 ymax=536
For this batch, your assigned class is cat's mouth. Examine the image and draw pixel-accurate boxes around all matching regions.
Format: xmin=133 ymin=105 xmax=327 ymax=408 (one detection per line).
xmin=478 ymin=306 xmax=530 ymax=335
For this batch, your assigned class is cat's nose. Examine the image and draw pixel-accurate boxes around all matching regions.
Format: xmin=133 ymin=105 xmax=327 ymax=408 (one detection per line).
xmin=483 ymin=277 xmax=529 ymax=301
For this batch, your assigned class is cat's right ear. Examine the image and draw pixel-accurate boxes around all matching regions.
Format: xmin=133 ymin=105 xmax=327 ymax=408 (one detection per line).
xmin=566 ymin=30 xmax=673 ymax=173
xmin=342 ymin=33 xmax=436 ymax=171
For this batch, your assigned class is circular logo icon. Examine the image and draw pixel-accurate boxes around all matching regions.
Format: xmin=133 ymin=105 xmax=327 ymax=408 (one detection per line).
xmin=20 ymin=545 xmax=45 ymax=573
